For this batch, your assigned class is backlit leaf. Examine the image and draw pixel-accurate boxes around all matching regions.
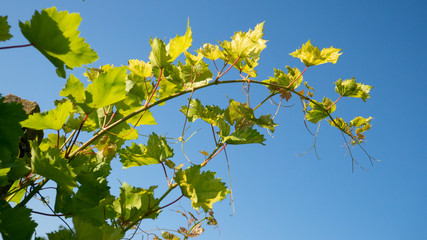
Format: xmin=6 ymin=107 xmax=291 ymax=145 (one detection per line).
xmin=128 ymin=59 xmax=152 ymax=78
xmin=180 ymin=98 xmax=224 ymax=125
xmin=86 ymin=66 xmax=127 ymax=109
xmin=167 ymin=20 xmax=192 ymax=62
xmin=334 ymin=78 xmax=373 ymax=102
xmin=20 ymin=100 xmax=73 ymax=130
xmin=175 ymin=165 xmax=229 ymax=211
xmin=197 ymin=43 xmax=224 ymax=60
xmin=113 ymin=182 xmax=159 ymax=221
xmin=19 ymin=7 xmax=98 ymax=78
xmin=149 ymin=38 xmax=171 ymax=68
xmin=60 ymin=74 xmax=86 ymax=103
xmin=223 ymin=127 xmax=266 ymax=145
xmin=290 ymin=40 xmax=341 ymax=67
xmin=350 ymin=116 xmax=373 ymax=127
xmin=306 ymin=97 xmax=336 ymax=123
xmin=118 ymin=133 xmax=173 ymax=169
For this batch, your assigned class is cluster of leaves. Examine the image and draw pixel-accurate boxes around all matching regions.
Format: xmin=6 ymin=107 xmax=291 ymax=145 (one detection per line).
xmin=0 ymin=6 xmax=374 ymax=240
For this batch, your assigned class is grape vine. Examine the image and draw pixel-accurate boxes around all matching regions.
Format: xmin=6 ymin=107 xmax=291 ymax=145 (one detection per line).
xmin=0 ymin=7 xmax=376 ymax=240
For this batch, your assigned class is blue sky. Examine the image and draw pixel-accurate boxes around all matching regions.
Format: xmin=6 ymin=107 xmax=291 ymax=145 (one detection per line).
xmin=1 ymin=0 xmax=427 ymax=239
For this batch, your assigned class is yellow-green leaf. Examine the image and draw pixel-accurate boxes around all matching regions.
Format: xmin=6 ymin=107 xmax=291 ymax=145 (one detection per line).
xmin=20 ymin=100 xmax=73 ymax=130
xmin=86 ymin=66 xmax=127 ymax=109
xmin=175 ymin=165 xmax=229 ymax=211
xmin=334 ymin=78 xmax=373 ymax=102
xmin=0 ymin=16 xmax=12 ymax=41
xmin=290 ymin=40 xmax=342 ymax=67
xmin=166 ymin=20 xmax=192 ymax=62
xmin=19 ymin=7 xmax=98 ymax=78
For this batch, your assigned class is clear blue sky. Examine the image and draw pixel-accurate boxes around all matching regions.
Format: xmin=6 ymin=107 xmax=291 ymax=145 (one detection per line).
xmin=1 ymin=0 xmax=427 ymax=239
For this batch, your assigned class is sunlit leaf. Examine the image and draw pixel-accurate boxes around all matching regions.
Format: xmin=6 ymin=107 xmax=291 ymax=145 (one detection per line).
xmin=290 ymin=40 xmax=341 ymax=67
xmin=128 ymin=59 xmax=152 ymax=78
xmin=112 ymin=182 xmax=159 ymax=222
xmin=118 ymin=133 xmax=173 ymax=169
xmin=223 ymin=127 xmax=266 ymax=145
xmin=19 ymin=7 xmax=98 ymax=78
xmin=149 ymin=38 xmax=171 ymax=68
xmin=334 ymin=78 xmax=373 ymax=102
xmin=350 ymin=116 xmax=373 ymax=127
xmin=86 ymin=66 xmax=127 ymax=109
xmin=20 ymin=100 xmax=73 ymax=130
xmin=197 ymin=43 xmax=224 ymax=60
xmin=306 ymin=97 xmax=336 ymax=123
xmin=175 ymin=165 xmax=229 ymax=211
xmin=60 ymin=74 xmax=86 ymax=103
xmin=167 ymin=20 xmax=192 ymax=62
xmin=225 ymin=99 xmax=277 ymax=131
xmin=180 ymin=98 xmax=224 ymax=125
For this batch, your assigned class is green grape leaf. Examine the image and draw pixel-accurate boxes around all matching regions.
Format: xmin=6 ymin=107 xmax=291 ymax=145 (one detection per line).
xmin=0 ymin=97 xmax=26 ymax=167
xmin=197 ymin=43 xmax=224 ymax=60
xmin=113 ymin=182 xmax=159 ymax=221
xmin=86 ymin=66 xmax=127 ymax=108
xmin=225 ymin=99 xmax=277 ymax=131
xmin=219 ymin=22 xmax=267 ymax=77
xmin=184 ymin=51 xmax=204 ymax=66
xmin=334 ymin=78 xmax=373 ymax=102
xmin=223 ymin=127 xmax=266 ymax=145
xmin=220 ymin=32 xmax=257 ymax=58
xmin=39 ymin=133 xmax=65 ymax=151
xmin=5 ymin=179 xmax=26 ymax=203
xmin=180 ymin=98 xmax=224 ymax=125
xmin=118 ymin=142 xmax=159 ymax=168
xmin=20 ymin=100 xmax=73 ymax=130
xmin=64 ymin=110 xmax=99 ymax=133
xmin=116 ymin=94 xmax=156 ymax=127
xmin=175 ymin=165 xmax=229 ymax=211
xmin=0 ymin=205 xmax=37 ymax=240
xmin=306 ymin=97 xmax=336 ymax=123
xmin=0 ymin=16 xmax=12 ymax=41
xmin=128 ymin=59 xmax=153 ymax=78
xmin=290 ymin=40 xmax=342 ymax=67
xmin=19 ymin=7 xmax=98 ymax=78
xmin=149 ymin=38 xmax=171 ymax=68
xmin=118 ymin=133 xmax=173 ymax=169
xmin=107 ymin=121 xmax=138 ymax=142
xmin=60 ymin=153 xmax=114 ymax=225
xmin=46 ymin=226 xmax=75 ymax=240
xmin=73 ymin=217 xmax=124 ymax=240
xmin=178 ymin=59 xmax=213 ymax=85
xmin=60 ymin=74 xmax=86 ymax=103
xmin=0 ymin=168 xmax=10 ymax=186
xmin=158 ymin=66 xmax=185 ymax=99
xmin=263 ymin=66 xmax=303 ymax=92
xmin=30 ymin=141 xmax=77 ymax=193
xmin=350 ymin=116 xmax=373 ymax=127
xmin=328 ymin=117 xmax=350 ymax=133
xmin=166 ymin=20 xmax=192 ymax=62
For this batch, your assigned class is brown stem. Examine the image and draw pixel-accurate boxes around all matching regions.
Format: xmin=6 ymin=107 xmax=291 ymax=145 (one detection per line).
xmin=66 ymin=113 xmax=88 ymax=158
xmin=0 ymin=43 xmax=32 ymax=50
